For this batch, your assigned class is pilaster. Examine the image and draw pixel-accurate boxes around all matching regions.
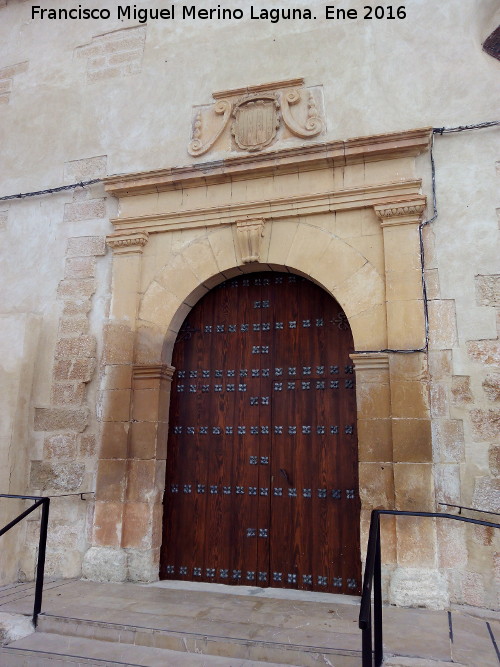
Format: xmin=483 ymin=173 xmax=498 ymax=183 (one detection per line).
xmin=374 ymin=197 xmax=426 ymax=350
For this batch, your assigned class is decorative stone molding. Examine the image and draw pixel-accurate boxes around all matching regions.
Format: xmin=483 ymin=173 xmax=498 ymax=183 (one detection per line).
xmin=350 ymin=352 xmax=390 ymax=372
xmin=132 ymin=364 xmax=175 ymax=381
xmin=374 ymin=197 xmax=427 ymax=227
xmin=106 ymin=128 xmax=431 ymax=197
xmin=106 ymin=231 xmax=149 ymax=254
xmin=235 ymin=219 xmax=265 ymax=263
xmin=188 ymin=100 xmax=232 ymax=157
xmin=187 ymin=78 xmax=325 ymax=157
xmin=109 ymin=181 xmax=423 ymax=235
xmin=281 ymin=89 xmax=323 ymax=138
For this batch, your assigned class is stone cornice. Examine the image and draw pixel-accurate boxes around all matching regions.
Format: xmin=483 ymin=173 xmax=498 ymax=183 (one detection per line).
xmin=110 ymin=180 xmax=422 ymax=235
xmin=106 ymin=231 xmax=149 ymax=254
xmin=104 ymin=127 xmax=432 ymax=198
xmin=374 ymin=196 xmax=427 ymax=227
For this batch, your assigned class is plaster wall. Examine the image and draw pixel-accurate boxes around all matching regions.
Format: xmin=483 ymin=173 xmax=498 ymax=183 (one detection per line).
xmin=0 ymin=0 xmax=498 ymax=608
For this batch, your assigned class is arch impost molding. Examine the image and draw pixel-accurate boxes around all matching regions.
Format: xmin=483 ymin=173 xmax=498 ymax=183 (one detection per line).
xmin=374 ymin=196 xmax=427 ymax=227
xmin=349 ymin=352 xmax=390 ymax=372
xmin=106 ymin=230 xmax=149 ymax=254
xmin=132 ymin=364 xmax=175 ymax=381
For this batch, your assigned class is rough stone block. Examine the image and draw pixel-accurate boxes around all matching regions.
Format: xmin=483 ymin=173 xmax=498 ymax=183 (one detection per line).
xmin=30 ymin=461 xmax=85 ymax=492
xmin=483 ymin=373 xmax=500 ymax=402
xmin=451 ymin=376 xmax=473 ymax=404
xmin=0 ymin=93 xmax=9 ymax=105
xmin=64 ymin=155 xmax=107 ymax=183
xmin=472 ymin=476 xmax=500 ymax=513
xmin=64 ymin=256 xmax=97 ymax=279
xmin=466 ymin=340 xmax=500 ymax=366
xmin=55 ymin=335 xmax=96 ymax=359
xmin=62 ymin=299 xmax=92 ymax=316
xmin=67 ymin=236 xmax=106 ymax=257
xmin=34 ymin=407 xmax=89 ymax=432
xmin=57 ymin=279 xmax=96 ymax=300
xmin=54 ymin=358 xmax=96 ymax=382
xmin=82 ymin=546 xmax=126 ymax=582
xmin=475 ymin=274 xmax=500 ymax=307
xmin=63 ymin=198 xmax=106 ymax=222
xmin=58 ymin=316 xmax=89 ymax=336
xmin=43 ymin=433 xmax=78 ymax=459
xmin=51 ymin=382 xmax=86 ymax=406
xmin=470 ymin=409 xmax=500 ymax=441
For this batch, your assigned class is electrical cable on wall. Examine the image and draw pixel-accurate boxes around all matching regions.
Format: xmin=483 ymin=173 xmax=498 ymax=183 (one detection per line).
xmin=0 ymin=120 xmax=498 ymax=357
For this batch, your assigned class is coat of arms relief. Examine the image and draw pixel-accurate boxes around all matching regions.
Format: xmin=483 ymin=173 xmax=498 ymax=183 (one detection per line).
xmin=188 ymin=78 xmax=325 ymax=156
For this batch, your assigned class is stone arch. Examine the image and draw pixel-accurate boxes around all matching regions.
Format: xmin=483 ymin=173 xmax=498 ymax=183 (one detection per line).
xmin=136 ymin=220 xmax=386 ymax=367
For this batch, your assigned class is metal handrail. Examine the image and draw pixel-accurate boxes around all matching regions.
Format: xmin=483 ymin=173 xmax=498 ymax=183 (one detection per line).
xmin=359 ymin=509 xmax=500 ymax=667
xmin=0 ymin=494 xmax=50 ymax=627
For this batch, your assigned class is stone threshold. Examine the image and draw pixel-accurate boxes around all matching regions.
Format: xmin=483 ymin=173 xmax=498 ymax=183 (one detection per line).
xmin=143 ymin=578 xmax=361 ymax=605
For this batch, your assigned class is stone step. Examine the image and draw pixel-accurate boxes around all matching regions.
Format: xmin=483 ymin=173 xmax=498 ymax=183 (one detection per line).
xmin=0 ymin=632 xmax=303 ymax=666
xmin=25 ymin=613 xmax=361 ymax=666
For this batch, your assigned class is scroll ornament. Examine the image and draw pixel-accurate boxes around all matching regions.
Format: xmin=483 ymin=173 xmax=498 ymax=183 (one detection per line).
xmin=281 ymin=89 xmax=323 ymax=138
xmin=188 ymin=99 xmax=232 ymax=157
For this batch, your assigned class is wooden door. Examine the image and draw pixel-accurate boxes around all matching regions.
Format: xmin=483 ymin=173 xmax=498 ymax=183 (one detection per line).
xmin=160 ymin=272 xmax=360 ymax=594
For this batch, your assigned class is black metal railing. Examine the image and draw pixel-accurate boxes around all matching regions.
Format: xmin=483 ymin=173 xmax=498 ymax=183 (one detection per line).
xmin=359 ymin=509 xmax=500 ymax=667
xmin=0 ymin=494 xmax=50 ymax=627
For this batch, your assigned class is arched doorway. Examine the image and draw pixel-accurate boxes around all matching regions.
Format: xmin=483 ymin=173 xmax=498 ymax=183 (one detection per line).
xmin=160 ymin=271 xmax=360 ymax=594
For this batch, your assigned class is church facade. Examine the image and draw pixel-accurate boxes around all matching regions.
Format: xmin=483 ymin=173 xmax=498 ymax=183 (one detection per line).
xmin=0 ymin=0 xmax=499 ymax=610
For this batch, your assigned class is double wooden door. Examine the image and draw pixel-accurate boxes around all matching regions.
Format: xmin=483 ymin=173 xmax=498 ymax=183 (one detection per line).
xmin=160 ymin=272 xmax=360 ymax=594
